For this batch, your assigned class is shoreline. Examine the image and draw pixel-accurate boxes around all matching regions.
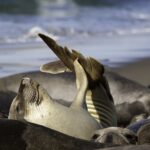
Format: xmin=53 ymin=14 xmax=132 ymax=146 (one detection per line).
xmin=0 ymin=55 xmax=149 ymax=86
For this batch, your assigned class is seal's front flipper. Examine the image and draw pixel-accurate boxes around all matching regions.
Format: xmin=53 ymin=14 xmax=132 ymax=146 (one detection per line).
xmin=71 ymin=59 xmax=88 ymax=108
xmin=40 ymin=60 xmax=71 ymax=74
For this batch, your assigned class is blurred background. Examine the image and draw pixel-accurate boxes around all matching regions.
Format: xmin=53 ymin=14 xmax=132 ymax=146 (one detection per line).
xmin=0 ymin=0 xmax=150 ymax=78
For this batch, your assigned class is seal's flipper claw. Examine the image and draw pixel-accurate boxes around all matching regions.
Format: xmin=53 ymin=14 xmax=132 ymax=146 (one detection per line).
xmin=40 ymin=60 xmax=71 ymax=74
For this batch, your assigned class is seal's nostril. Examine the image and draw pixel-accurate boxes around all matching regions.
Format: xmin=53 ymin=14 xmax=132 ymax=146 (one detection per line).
xmin=22 ymin=77 xmax=31 ymax=85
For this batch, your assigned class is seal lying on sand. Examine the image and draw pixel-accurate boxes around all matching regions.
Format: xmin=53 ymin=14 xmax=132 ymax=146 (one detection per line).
xmin=39 ymin=33 xmax=117 ymax=128
xmin=1 ymin=71 xmax=150 ymax=126
xmin=9 ymin=60 xmax=100 ymax=140
xmin=0 ymin=119 xmax=109 ymax=150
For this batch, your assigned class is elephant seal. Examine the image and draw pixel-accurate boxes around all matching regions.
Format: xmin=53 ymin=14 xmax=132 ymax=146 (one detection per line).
xmin=1 ymin=71 xmax=150 ymax=126
xmin=0 ymin=119 xmax=110 ymax=150
xmin=9 ymin=60 xmax=101 ymax=140
xmin=92 ymin=127 xmax=137 ymax=145
xmin=38 ymin=33 xmax=117 ymax=127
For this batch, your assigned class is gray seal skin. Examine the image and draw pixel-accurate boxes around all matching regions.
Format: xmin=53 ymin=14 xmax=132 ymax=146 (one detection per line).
xmin=9 ymin=60 xmax=101 ymax=140
xmin=0 ymin=119 xmax=110 ymax=150
xmin=105 ymin=71 xmax=150 ymax=126
xmin=91 ymin=127 xmax=137 ymax=145
xmin=39 ymin=33 xmax=117 ymax=128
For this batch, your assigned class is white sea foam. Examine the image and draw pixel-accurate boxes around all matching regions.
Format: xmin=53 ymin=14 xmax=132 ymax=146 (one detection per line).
xmin=2 ymin=26 xmax=59 ymax=44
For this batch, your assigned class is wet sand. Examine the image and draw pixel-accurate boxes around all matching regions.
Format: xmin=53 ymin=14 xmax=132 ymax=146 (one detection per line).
xmin=110 ymin=57 xmax=150 ymax=86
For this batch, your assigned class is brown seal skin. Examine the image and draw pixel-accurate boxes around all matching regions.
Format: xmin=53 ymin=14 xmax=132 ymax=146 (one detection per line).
xmin=0 ymin=119 xmax=110 ymax=150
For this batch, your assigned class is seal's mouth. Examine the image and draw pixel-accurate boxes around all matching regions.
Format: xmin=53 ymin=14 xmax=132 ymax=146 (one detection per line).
xmin=18 ymin=77 xmax=40 ymax=105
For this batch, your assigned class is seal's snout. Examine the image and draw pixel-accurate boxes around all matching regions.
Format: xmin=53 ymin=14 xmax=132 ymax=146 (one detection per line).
xmin=22 ymin=77 xmax=31 ymax=85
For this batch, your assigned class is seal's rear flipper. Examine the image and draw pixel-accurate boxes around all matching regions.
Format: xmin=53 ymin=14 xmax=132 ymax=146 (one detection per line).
xmin=39 ymin=33 xmax=75 ymax=72
xmin=40 ymin=60 xmax=71 ymax=74
xmin=38 ymin=33 xmax=104 ymax=88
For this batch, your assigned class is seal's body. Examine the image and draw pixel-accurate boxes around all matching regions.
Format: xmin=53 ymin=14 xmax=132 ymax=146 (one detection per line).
xmin=39 ymin=33 xmax=117 ymax=127
xmin=9 ymin=60 xmax=100 ymax=140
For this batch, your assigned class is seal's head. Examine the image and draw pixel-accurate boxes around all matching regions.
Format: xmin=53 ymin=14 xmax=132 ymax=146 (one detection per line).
xmin=92 ymin=127 xmax=137 ymax=145
xmin=8 ymin=77 xmax=50 ymax=120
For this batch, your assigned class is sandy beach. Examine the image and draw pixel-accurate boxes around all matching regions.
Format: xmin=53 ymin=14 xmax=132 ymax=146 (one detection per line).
xmin=110 ymin=57 xmax=150 ymax=86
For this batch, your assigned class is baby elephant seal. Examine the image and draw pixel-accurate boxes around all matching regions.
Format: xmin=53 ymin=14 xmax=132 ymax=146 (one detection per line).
xmin=92 ymin=127 xmax=137 ymax=145
xmin=39 ymin=33 xmax=117 ymax=128
xmin=9 ymin=60 xmax=101 ymax=140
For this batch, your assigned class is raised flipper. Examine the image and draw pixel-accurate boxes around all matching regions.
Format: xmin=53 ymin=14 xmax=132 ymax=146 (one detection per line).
xmin=39 ymin=33 xmax=113 ymax=100
xmin=38 ymin=33 xmax=104 ymax=89
xmin=71 ymin=59 xmax=88 ymax=108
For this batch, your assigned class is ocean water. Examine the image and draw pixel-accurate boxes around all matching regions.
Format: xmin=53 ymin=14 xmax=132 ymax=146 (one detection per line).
xmin=0 ymin=0 xmax=150 ymax=77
